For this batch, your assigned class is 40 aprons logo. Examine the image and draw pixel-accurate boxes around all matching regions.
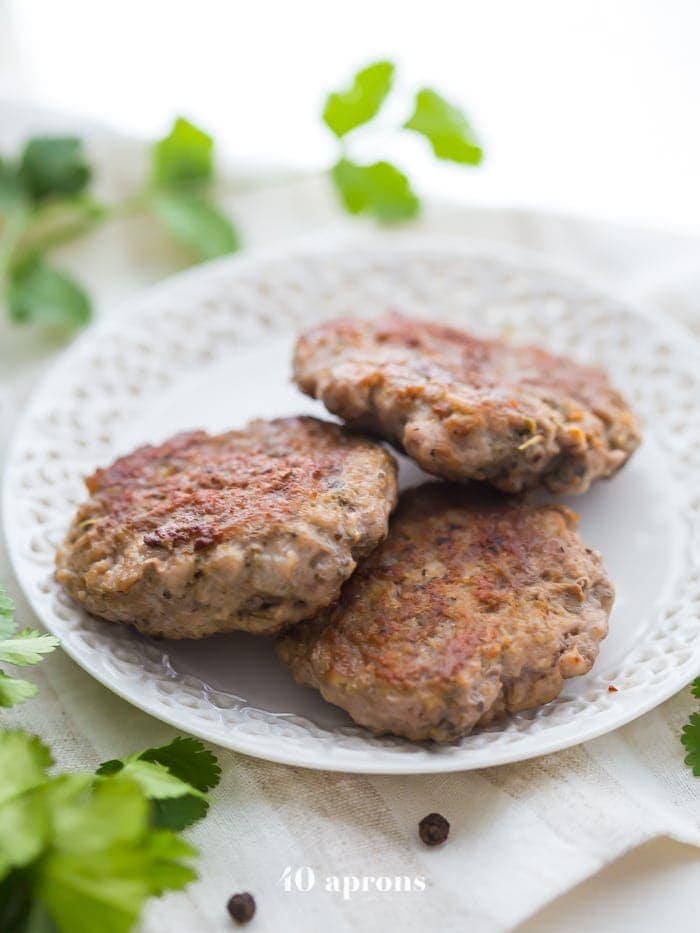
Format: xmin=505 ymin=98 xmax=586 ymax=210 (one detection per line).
xmin=278 ymin=865 xmax=427 ymax=900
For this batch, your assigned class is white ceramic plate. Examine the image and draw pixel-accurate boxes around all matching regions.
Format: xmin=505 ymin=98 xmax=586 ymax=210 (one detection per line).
xmin=4 ymin=236 xmax=700 ymax=773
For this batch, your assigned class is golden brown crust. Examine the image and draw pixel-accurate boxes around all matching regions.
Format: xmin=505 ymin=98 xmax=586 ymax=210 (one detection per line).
xmin=277 ymin=483 xmax=614 ymax=742
xmin=83 ymin=420 xmax=380 ymax=549
xmin=56 ymin=417 xmax=398 ymax=638
xmin=293 ymin=313 xmax=641 ymax=493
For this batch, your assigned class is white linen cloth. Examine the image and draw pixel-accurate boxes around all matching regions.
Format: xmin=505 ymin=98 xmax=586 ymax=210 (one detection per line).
xmin=1 ymin=105 xmax=699 ymax=932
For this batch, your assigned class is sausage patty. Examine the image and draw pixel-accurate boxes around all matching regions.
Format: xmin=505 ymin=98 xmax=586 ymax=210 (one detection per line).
xmin=293 ymin=313 xmax=641 ymax=493
xmin=277 ymin=483 xmax=613 ymax=742
xmin=56 ymin=417 xmax=398 ymax=638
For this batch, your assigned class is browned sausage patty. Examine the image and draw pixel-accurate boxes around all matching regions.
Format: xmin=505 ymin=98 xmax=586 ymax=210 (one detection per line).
xmin=277 ymin=483 xmax=613 ymax=742
xmin=56 ymin=417 xmax=398 ymax=638
xmin=293 ymin=313 xmax=641 ymax=493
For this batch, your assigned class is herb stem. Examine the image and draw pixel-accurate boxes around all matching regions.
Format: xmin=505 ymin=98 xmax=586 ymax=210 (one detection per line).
xmin=0 ymin=206 xmax=29 ymax=285
xmin=1 ymin=171 xmax=312 ymax=279
xmin=16 ymin=192 xmax=153 ymax=262
xmin=16 ymin=197 xmax=108 ymax=260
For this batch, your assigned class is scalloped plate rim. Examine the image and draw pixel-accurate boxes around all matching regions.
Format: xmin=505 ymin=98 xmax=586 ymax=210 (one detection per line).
xmin=4 ymin=232 xmax=700 ymax=773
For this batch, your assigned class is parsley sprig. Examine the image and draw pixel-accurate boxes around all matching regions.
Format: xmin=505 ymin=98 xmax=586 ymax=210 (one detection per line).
xmin=323 ymin=60 xmax=483 ymax=221
xmin=0 ymin=585 xmax=59 ymax=707
xmin=98 ymin=736 xmax=222 ymax=830
xmin=1 ymin=64 xmax=482 ymax=329
xmin=148 ymin=117 xmax=239 ymax=261
xmin=0 ymin=118 xmax=238 ymax=329
xmin=0 ymin=732 xmax=221 ymax=932
xmin=681 ymin=677 xmax=700 ymax=775
xmin=0 ymin=583 xmax=222 ymax=929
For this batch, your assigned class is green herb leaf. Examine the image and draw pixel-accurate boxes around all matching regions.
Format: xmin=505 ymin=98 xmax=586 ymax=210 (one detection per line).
xmin=50 ymin=775 xmax=148 ymax=854
xmin=0 ymin=630 xmax=60 ymax=667
xmin=19 ymin=138 xmax=91 ymax=202
xmin=0 ymin=673 xmax=38 ymax=708
xmin=97 ymin=737 xmax=220 ymax=831
xmin=40 ymin=828 xmax=196 ymax=933
xmin=0 ymin=735 xmax=199 ymax=933
xmin=139 ymin=830 xmax=198 ymax=895
xmin=323 ymin=60 xmax=395 ymax=138
xmin=151 ymin=795 xmax=208 ymax=832
xmin=0 ymin=589 xmax=58 ymax=708
xmin=0 ymin=587 xmax=16 ymax=640
xmin=7 ymin=257 xmax=91 ymax=328
xmin=138 ymin=736 xmax=221 ymax=792
xmin=39 ymin=848 xmax=157 ymax=933
xmin=151 ymin=191 xmax=239 ymax=260
xmin=0 ymin=732 xmax=53 ymax=806
xmin=152 ymin=117 xmax=213 ymax=190
xmin=331 ymin=158 xmax=419 ymax=222
xmin=0 ymin=790 xmax=51 ymax=876
xmin=681 ymin=711 xmax=700 ymax=776
xmin=38 ymin=776 xmax=196 ymax=932
xmin=691 ymin=677 xmax=700 ymax=699
xmin=404 ymin=88 xmax=483 ymax=165
xmin=104 ymin=760 xmax=206 ymax=803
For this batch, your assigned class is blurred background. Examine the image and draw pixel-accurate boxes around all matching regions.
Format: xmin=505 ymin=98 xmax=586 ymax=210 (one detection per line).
xmin=2 ymin=0 xmax=700 ymax=232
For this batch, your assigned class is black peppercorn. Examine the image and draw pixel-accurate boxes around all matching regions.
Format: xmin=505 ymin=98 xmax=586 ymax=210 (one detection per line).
xmin=227 ymin=892 xmax=256 ymax=924
xmin=419 ymin=812 xmax=450 ymax=846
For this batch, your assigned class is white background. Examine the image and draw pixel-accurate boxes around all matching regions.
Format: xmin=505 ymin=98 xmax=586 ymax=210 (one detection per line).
xmin=1 ymin=2 xmax=699 ymax=930
xmin=3 ymin=0 xmax=700 ymax=233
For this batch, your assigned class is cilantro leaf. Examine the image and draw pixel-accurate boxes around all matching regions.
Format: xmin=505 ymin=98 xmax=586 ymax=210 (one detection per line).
xmin=40 ymin=850 xmax=151 ymax=933
xmin=0 ymin=629 xmax=60 ymax=667
xmin=0 ymin=587 xmax=16 ymax=640
xmin=152 ymin=117 xmax=213 ymax=190
xmin=39 ymin=777 xmax=196 ymax=933
xmin=0 ymin=735 xmax=200 ymax=933
xmin=151 ymin=795 xmax=208 ymax=831
xmin=0 ymin=673 xmax=38 ymax=708
xmin=0 ymin=588 xmax=58 ymax=708
xmin=0 ymin=732 xmax=52 ymax=806
xmin=0 ymin=734 xmax=53 ymax=876
xmin=7 ymin=257 xmax=91 ymax=328
xmin=97 ymin=737 xmax=220 ymax=831
xmin=404 ymin=88 xmax=483 ymax=165
xmin=150 ymin=192 xmax=239 ymax=260
xmin=139 ymin=830 xmax=197 ymax=895
xmin=40 ymin=837 xmax=195 ymax=933
xmin=50 ymin=775 xmax=147 ymax=854
xmin=331 ymin=158 xmax=419 ymax=222
xmin=138 ymin=736 xmax=221 ymax=791
xmin=691 ymin=677 xmax=700 ymax=699
xmin=323 ymin=61 xmax=395 ymax=138
xmin=19 ymin=138 xmax=91 ymax=202
xmin=682 ymin=711 xmax=700 ymax=776
xmin=0 ymin=790 xmax=50 ymax=876
xmin=103 ymin=760 xmax=206 ymax=804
